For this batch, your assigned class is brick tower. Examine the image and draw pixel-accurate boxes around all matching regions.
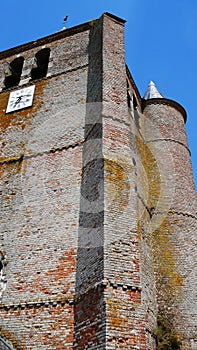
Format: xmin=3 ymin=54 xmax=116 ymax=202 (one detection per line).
xmin=0 ymin=13 xmax=196 ymax=350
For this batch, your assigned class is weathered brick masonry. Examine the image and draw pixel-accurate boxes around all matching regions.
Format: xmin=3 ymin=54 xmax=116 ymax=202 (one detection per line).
xmin=0 ymin=12 xmax=196 ymax=349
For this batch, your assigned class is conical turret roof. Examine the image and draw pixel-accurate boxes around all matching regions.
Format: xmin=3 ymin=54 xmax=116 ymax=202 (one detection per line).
xmin=143 ymin=81 xmax=164 ymax=99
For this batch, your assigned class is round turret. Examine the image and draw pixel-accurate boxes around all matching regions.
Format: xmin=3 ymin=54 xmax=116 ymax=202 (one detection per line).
xmin=140 ymin=81 xmax=197 ymax=349
xmin=142 ymin=82 xmax=196 ymax=215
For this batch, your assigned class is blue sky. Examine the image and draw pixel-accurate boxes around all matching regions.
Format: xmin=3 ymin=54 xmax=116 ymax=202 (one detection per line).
xmin=0 ymin=0 xmax=197 ymax=186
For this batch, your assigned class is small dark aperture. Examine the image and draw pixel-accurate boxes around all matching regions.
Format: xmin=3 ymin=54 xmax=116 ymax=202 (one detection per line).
xmin=4 ymin=56 xmax=24 ymax=89
xmin=31 ymin=48 xmax=50 ymax=80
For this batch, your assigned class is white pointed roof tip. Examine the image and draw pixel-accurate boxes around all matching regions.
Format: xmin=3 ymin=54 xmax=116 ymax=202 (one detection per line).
xmin=143 ymin=80 xmax=164 ymax=100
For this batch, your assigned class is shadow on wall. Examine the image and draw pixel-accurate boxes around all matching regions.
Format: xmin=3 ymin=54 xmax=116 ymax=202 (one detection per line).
xmin=74 ymin=19 xmax=106 ymax=349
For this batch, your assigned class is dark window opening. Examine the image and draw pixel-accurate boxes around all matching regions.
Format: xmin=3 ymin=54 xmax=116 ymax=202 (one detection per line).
xmin=127 ymin=80 xmax=131 ymax=109
xmin=133 ymin=94 xmax=140 ymax=129
xmin=127 ymin=90 xmax=131 ymax=108
xmin=4 ymin=57 xmax=24 ymax=89
xmin=31 ymin=48 xmax=50 ymax=80
xmin=0 ymin=251 xmax=7 ymax=299
xmin=133 ymin=95 xmax=138 ymax=110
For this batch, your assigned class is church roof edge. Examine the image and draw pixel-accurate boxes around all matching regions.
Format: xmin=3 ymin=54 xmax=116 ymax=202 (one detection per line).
xmin=103 ymin=12 xmax=126 ymax=24
xmin=126 ymin=65 xmax=142 ymax=103
xmin=0 ymin=12 xmax=126 ymax=60
xmin=0 ymin=21 xmax=92 ymax=59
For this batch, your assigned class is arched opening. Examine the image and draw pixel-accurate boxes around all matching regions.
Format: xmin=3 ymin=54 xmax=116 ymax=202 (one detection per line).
xmin=31 ymin=48 xmax=50 ymax=80
xmin=4 ymin=57 xmax=24 ymax=89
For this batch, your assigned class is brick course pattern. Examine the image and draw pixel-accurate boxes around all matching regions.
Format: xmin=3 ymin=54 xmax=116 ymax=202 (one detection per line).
xmin=0 ymin=12 xmax=196 ymax=349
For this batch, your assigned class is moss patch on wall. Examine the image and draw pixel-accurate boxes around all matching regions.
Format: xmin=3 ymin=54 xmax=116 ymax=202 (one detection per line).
xmin=105 ymin=158 xmax=131 ymax=214
xmin=136 ymin=131 xmax=183 ymax=347
xmin=154 ymin=314 xmax=182 ymax=349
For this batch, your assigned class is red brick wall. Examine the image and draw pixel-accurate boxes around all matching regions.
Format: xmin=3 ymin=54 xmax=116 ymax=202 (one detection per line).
xmin=0 ymin=21 xmax=89 ymax=349
xmin=0 ymin=12 xmax=196 ymax=350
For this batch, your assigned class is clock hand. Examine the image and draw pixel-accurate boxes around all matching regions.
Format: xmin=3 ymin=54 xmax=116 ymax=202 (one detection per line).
xmin=13 ymin=96 xmax=22 ymax=107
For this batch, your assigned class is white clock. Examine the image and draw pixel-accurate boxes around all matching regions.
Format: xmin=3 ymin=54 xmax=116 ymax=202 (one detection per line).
xmin=6 ymin=85 xmax=35 ymax=113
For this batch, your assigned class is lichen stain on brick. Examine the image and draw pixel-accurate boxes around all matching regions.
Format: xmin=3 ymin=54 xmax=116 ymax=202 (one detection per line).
xmin=0 ymin=90 xmax=10 ymax=131
xmin=107 ymin=297 xmax=139 ymax=330
xmin=148 ymin=207 xmax=183 ymax=344
xmin=153 ymin=219 xmax=184 ymax=302
xmin=107 ymin=299 xmax=122 ymax=327
xmin=135 ymin=134 xmax=161 ymax=213
xmin=0 ymin=163 xmax=6 ymax=180
xmin=136 ymin=132 xmax=183 ymax=344
xmin=105 ymin=158 xmax=131 ymax=213
xmin=16 ymin=157 xmax=23 ymax=174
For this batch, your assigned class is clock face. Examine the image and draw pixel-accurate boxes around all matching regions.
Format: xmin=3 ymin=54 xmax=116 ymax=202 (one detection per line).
xmin=6 ymin=85 xmax=35 ymax=113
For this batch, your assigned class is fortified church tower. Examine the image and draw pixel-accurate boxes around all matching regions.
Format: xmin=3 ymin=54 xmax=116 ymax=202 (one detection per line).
xmin=0 ymin=13 xmax=196 ymax=350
